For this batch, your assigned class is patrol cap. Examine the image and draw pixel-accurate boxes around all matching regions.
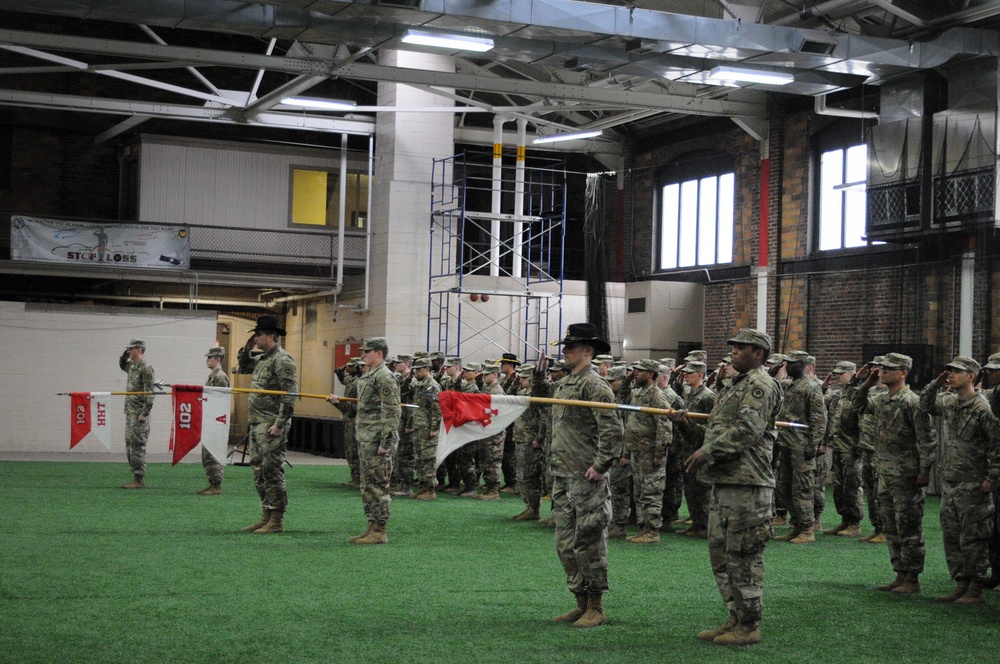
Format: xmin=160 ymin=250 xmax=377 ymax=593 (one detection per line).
xmin=983 ymin=353 xmax=1000 ymax=370
xmin=412 ymin=357 xmax=432 ymax=369
xmin=386 ymin=356 xmax=398 ymax=364
xmin=879 ymin=353 xmax=912 ymax=370
xmin=395 ymin=354 xmax=413 ymax=364
xmin=127 ymin=339 xmax=146 ymax=350
xmin=806 ymin=355 xmax=817 ymax=366
xmin=205 ymin=346 xmax=225 ymax=359
xmin=517 ymin=364 xmax=534 ymax=377
xmin=547 ymin=360 xmax=566 ymax=373
xmin=682 ymin=360 xmax=708 ymax=374
xmin=945 ymin=356 xmax=980 ymax=374
xmin=605 ymin=366 xmax=627 ymax=381
xmin=481 ymin=364 xmax=500 ymax=375
xmin=614 ymin=360 xmax=628 ymax=367
xmin=347 ymin=357 xmax=365 ymax=367
xmin=831 ymin=361 xmax=857 ymax=374
xmin=430 ymin=351 xmax=445 ymax=361
xmin=594 ymin=354 xmax=615 ymax=364
xmin=412 ymin=351 xmax=429 ymax=359
xmin=659 ymin=358 xmax=676 ymax=369
xmin=870 ymin=355 xmax=886 ymax=365
xmin=719 ymin=357 xmax=732 ymax=365
xmin=444 ymin=356 xmax=463 ymax=367
xmin=727 ymin=329 xmax=772 ymax=353
xmin=360 ymin=337 xmax=388 ymax=352
xmin=766 ymin=353 xmax=786 ymax=365
xmin=785 ymin=350 xmax=810 ymax=364
xmin=684 ymin=350 xmax=707 ymax=363
xmin=631 ymin=358 xmax=660 ymax=373
xmin=462 ymin=361 xmax=482 ymax=372
xmin=659 ymin=364 xmax=673 ymax=375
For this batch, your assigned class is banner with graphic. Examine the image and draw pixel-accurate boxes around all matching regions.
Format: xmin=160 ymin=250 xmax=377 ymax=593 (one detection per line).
xmin=11 ymin=215 xmax=190 ymax=269
xmin=69 ymin=392 xmax=112 ymax=450
xmin=170 ymin=385 xmax=232 ymax=466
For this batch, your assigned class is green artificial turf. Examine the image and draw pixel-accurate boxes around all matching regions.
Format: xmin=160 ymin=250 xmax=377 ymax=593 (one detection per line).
xmin=0 ymin=460 xmax=995 ymax=663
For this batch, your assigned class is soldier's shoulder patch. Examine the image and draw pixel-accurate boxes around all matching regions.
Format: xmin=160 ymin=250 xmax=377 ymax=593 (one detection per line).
xmin=752 ymin=387 xmax=765 ymax=399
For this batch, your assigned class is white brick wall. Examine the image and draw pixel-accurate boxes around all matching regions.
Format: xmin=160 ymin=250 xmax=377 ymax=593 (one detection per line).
xmin=0 ymin=302 xmax=216 ymax=454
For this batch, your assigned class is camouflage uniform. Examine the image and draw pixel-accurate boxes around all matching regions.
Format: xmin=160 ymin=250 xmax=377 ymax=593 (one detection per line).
xmin=119 ymin=353 xmax=155 ymax=478
xmin=623 ymin=382 xmax=672 ymax=531
xmin=659 ymin=386 xmax=687 ymax=524
xmin=513 ymin=380 xmax=546 ymax=511
xmin=201 ymin=365 xmax=230 ymax=484
xmin=477 ymin=379 xmax=508 ymax=493
xmin=409 ymin=372 xmax=442 ymax=494
xmin=238 ymin=344 xmax=297 ymax=512
xmin=455 ymin=375 xmax=481 ymax=491
xmin=825 ymin=384 xmax=864 ymax=527
xmin=775 ymin=373 xmax=827 ymax=533
xmin=394 ymin=367 xmax=416 ymax=490
xmin=852 ymin=381 xmax=937 ymax=576
xmin=680 ymin=383 xmax=717 ymax=530
xmin=535 ymin=363 xmax=623 ymax=596
xmin=341 ymin=370 xmax=361 ymax=484
xmin=355 ymin=361 xmax=401 ymax=526
xmin=699 ymin=364 xmax=782 ymax=628
xmin=920 ymin=381 xmax=1000 ymax=583
xmin=609 ymin=388 xmax=632 ymax=531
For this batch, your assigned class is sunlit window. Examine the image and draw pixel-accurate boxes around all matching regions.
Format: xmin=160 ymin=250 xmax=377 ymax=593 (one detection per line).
xmin=290 ymin=168 xmax=370 ymax=228
xmin=818 ymin=144 xmax=869 ymax=250
xmin=659 ymin=172 xmax=734 ymax=270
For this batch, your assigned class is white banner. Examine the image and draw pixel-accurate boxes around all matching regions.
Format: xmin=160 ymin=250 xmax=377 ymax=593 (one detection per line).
xmin=11 ymin=215 xmax=190 ymax=269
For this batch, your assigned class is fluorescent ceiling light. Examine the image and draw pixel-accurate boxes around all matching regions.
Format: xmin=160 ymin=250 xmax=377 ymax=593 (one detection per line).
xmin=708 ymin=66 xmax=794 ymax=86
xmin=401 ymin=29 xmax=494 ymax=52
xmin=281 ymin=97 xmax=357 ymax=110
xmin=532 ymin=129 xmax=603 ymax=145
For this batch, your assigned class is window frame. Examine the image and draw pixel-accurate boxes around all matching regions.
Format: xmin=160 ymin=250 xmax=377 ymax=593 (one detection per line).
xmin=287 ymin=162 xmax=371 ymax=230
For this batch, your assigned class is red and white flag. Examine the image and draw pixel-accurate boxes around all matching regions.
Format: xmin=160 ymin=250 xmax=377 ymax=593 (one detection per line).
xmin=436 ymin=392 xmax=530 ymax=468
xmin=170 ymin=385 xmax=232 ymax=466
xmin=69 ymin=392 xmax=112 ymax=450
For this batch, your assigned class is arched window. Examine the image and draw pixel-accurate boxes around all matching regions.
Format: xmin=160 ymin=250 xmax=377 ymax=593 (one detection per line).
xmin=656 ymin=151 xmax=734 ymax=270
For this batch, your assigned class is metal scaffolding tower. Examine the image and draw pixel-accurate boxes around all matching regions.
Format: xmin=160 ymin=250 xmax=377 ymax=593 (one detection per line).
xmin=427 ymin=150 xmax=566 ymax=361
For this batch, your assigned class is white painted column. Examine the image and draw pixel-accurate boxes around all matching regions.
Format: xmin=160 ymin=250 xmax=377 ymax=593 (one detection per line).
xmin=490 ymin=115 xmax=506 ymax=276
xmin=512 ymin=118 xmax=527 ymax=279
xmin=959 ymin=244 xmax=975 ymax=357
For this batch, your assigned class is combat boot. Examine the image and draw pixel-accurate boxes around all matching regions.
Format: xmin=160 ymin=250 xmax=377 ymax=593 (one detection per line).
xmin=772 ymin=514 xmax=787 ymax=526
xmin=552 ymin=592 xmax=588 ymax=623
xmin=539 ymin=516 xmax=557 ymax=527
xmin=199 ymin=483 xmax=222 ymax=496
xmin=868 ymin=533 xmax=888 ymax=544
xmin=607 ymin=524 xmax=627 ymax=539
xmin=954 ymin=581 xmax=985 ymax=605
xmin=443 ymin=483 xmax=463 ymax=495
xmin=891 ymin=572 xmax=921 ymax=594
xmin=500 ymin=483 xmax=518 ymax=494
xmin=790 ymin=530 xmax=816 ymax=544
xmin=342 ymin=479 xmax=361 ymax=488
xmin=573 ymin=592 xmax=607 ymax=628
xmin=684 ymin=527 xmax=708 ymax=539
xmin=697 ymin=612 xmax=738 ymax=641
xmin=823 ymin=521 xmax=848 ymax=535
xmin=348 ymin=521 xmax=373 ymax=542
xmin=876 ymin=572 xmax=905 ymax=591
xmin=714 ymin=621 xmax=760 ymax=646
xmin=626 ymin=528 xmax=660 ymax=544
xmin=354 ymin=522 xmax=388 ymax=545
xmin=122 ymin=474 xmax=145 ymax=489
xmin=254 ymin=510 xmax=284 ymax=534
xmin=241 ymin=509 xmax=271 ymax=532
xmin=514 ymin=508 xmax=540 ymax=521
xmin=936 ymin=580 xmax=970 ymax=603
xmin=477 ymin=487 xmax=501 ymax=501
xmin=837 ymin=524 xmax=862 ymax=538
xmin=773 ymin=530 xmax=798 ymax=542
xmin=459 ymin=483 xmax=479 ymax=497
xmin=413 ymin=489 xmax=437 ymax=501
xmin=391 ymin=484 xmax=412 ymax=497
xmin=812 ymin=519 xmax=823 ymax=532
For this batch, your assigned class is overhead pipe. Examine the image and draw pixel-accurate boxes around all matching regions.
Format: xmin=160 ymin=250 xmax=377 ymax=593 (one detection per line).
xmin=772 ymin=0 xmax=866 ymax=26
xmin=815 ymin=94 xmax=878 ymax=119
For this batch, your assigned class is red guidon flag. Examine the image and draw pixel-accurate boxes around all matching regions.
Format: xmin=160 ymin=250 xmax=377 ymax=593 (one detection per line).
xmin=436 ymin=392 xmax=530 ymax=468
xmin=170 ymin=385 xmax=232 ymax=466
xmin=69 ymin=392 xmax=112 ymax=450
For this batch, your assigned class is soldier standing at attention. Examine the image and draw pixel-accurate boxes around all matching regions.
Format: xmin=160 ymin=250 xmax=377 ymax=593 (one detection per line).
xmin=477 ymin=364 xmax=507 ymax=500
xmin=607 ymin=365 xmax=632 ymax=539
xmin=852 ymin=353 xmax=937 ymax=594
xmin=621 ymin=359 xmax=672 ymax=544
xmin=119 ymin=339 xmax=155 ymax=489
xmin=237 ymin=316 xmax=297 ymax=534
xmin=773 ymin=350 xmax=827 ymax=544
xmin=672 ymin=361 xmax=717 ymax=538
xmin=685 ymin=329 xmax=782 ymax=646
xmin=535 ymin=323 xmax=624 ymax=629
xmin=822 ymin=361 xmax=865 ymax=537
xmin=511 ymin=364 xmax=545 ymax=521
xmin=409 ymin=357 xmax=441 ymax=500
xmin=499 ymin=352 xmax=522 ymax=494
xmin=920 ymin=356 xmax=1000 ymax=604
xmin=198 ymin=346 xmax=230 ymax=495
xmin=329 ymin=337 xmax=400 ymax=544
xmin=335 ymin=357 xmax=364 ymax=488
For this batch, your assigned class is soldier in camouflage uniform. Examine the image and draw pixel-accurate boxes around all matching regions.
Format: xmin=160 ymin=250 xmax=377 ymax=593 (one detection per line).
xmin=773 ymin=350 xmax=827 ymax=544
xmin=621 ymin=359 xmax=672 ymax=543
xmin=606 ymin=366 xmax=632 ymax=539
xmin=920 ymin=356 xmax=1000 ymax=604
xmin=438 ymin=357 xmax=464 ymax=492
xmin=330 ymin=336 xmax=401 ymax=544
xmin=852 ymin=353 xmax=937 ymax=594
xmin=335 ymin=357 xmax=364 ymax=488
xmin=850 ymin=356 xmax=888 ymax=542
xmin=119 ymin=339 xmax=155 ymax=489
xmin=392 ymin=354 xmax=415 ymax=495
xmin=476 ymin=364 xmax=507 ymax=500
xmin=535 ymin=323 xmax=624 ymax=629
xmin=656 ymin=363 xmax=687 ymax=531
xmin=499 ymin=352 xmax=522 ymax=493
xmin=822 ymin=361 xmax=865 ymax=537
xmin=673 ymin=361 xmax=716 ymax=538
xmin=511 ymin=365 xmax=546 ymax=520
xmin=455 ymin=362 xmax=483 ymax=496
xmin=686 ymin=329 xmax=781 ymax=647
xmin=536 ymin=360 xmax=568 ymax=526
xmin=198 ymin=346 xmax=230 ymax=495
xmin=805 ymin=355 xmax=830 ymax=531
xmin=409 ymin=357 xmax=442 ymax=499
xmin=237 ymin=316 xmax=297 ymax=534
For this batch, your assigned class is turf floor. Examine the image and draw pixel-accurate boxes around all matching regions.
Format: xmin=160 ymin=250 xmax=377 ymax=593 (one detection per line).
xmin=0 ymin=460 xmax=996 ymax=663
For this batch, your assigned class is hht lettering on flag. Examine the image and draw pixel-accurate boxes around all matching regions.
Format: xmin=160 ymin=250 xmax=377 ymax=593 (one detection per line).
xmin=435 ymin=392 xmax=530 ymax=468
xmin=170 ymin=385 xmax=232 ymax=466
xmin=69 ymin=392 xmax=112 ymax=450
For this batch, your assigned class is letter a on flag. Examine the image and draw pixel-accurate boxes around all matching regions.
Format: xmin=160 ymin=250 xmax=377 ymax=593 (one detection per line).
xmin=436 ymin=392 xmax=530 ymax=468
xmin=69 ymin=392 xmax=112 ymax=450
xmin=170 ymin=385 xmax=232 ymax=465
